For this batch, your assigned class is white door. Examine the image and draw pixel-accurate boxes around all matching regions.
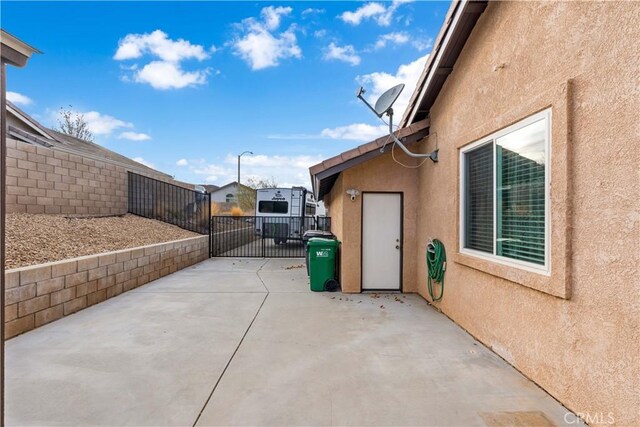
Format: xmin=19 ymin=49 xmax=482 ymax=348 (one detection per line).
xmin=362 ymin=193 xmax=402 ymax=290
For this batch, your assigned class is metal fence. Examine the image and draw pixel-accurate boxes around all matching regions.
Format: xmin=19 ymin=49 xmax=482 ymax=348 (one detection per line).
xmin=128 ymin=172 xmax=210 ymax=235
xmin=210 ymin=215 xmax=331 ymax=258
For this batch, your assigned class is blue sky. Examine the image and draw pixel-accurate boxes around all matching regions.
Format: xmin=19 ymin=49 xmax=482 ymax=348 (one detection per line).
xmin=4 ymin=1 xmax=448 ymax=188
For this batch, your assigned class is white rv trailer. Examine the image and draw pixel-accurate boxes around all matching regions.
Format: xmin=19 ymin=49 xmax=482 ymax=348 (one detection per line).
xmin=255 ymin=187 xmax=326 ymax=244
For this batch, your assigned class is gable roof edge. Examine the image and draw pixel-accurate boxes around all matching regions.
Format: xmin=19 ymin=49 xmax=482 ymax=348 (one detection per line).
xmin=401 ymin=0 xmax=488 ymax=127
xmin=7 ymin=101 xmax=56 ymax=140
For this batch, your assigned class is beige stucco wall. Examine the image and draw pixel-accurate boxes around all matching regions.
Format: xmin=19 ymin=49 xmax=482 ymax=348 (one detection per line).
xmin=323 ymin=1 xmax=639 ymax=424
xmin=325 ymin=151 xmax=420 ymax=293
xmin=411 ymin=1 xmax=639 ymax=425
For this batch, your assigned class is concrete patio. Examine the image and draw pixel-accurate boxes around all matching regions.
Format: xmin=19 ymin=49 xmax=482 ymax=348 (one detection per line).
xmin=6 ymin=258 xmax=578 ymax=426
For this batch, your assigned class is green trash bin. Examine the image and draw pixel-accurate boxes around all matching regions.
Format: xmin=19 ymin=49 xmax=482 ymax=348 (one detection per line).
xmin=307 ymin=237 xmax=340 ymax=292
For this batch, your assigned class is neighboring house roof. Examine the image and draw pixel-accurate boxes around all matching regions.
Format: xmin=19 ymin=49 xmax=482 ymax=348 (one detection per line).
xmin=309 ymin=0 xmax=488 ymax=201
xmin=211 ymin=181 xmax=239 ymax=193
xmin=48 ymin=129 xmax=172 ymax=178
xmin=8 ymin=126 xmax=54 ymax=148
xmin=210 ymin=181 xmax=253 ymax=194
xmin=310 ymin=119 xmax=430 ymax=201
xmin=202 ymin=184 xmax=220 ymax=193
xmin=6 ymin=100 xmax=173 ymax=179
xmin=7 ymin=101 xmax=56 ymax=140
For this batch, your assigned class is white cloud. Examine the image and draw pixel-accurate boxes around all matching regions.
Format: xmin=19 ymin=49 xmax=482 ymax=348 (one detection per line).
xmin=133 ymin=157 xmax=156 ymax=169
xmin=313 ymin=29 xmax=327 ymax=39
xmin=261 ymin=6 xmax=292 ymax=31
xmin=176 ymin=158 xmax=189 ymax=166
xmin=374 ymin=32 xmax=410 ymax=49
xmin=319 ymin=123 xmax=387 ymax=141
xmin=114 ymin=29 xmax=209 ymax=62
xmin=52 ymin=109 xmax=155 ymax=141
xmin=119 ymin=131 xmax=151 ymax=141
xmin=7 ymin=91 xmax=33 ymax=106
xmin=339 ymin=0 xmax=412 ymax=27
xmin=231 ymin=6 xmax=302 ymax=70
xmin=192 ymin=163 xmax=229 ymax=179
xmin=323 ymin=42 xmax=361 ymax=66
xmin=412 ymin=37 xmax=434 ymax=52
xmin=266 ymin=123 xmax=388 ymax=142
xmin=188 ymin=154 xmax=322 ymax=188
xmin=232 ymin=154 xmax=319 ymax=169
xmin=230 ymin=154 xmax=322 ymax=188
xmin=302 ymin=8 xmax=325 ymax=16
xmin=357 ymin=53 xmax=429 ymax=119
xmin=69 ymin=111 xmax=133 ymax=135
xmin=340 ymin=3 xmax=387 ymax=25
xmin=304 ymin=54 xmax=427 ymax=146
xmin=114 ymin=30 xmax=213 ymax=90
xmin=135 ymin=61 xmax=209 ymax=90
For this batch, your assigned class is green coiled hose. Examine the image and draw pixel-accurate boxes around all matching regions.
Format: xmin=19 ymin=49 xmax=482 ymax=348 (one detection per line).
xmin=426 ymin=239 xmax=446 ymax=302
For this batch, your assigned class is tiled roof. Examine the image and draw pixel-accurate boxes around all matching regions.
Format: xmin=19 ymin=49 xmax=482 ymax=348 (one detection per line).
xmin=309 ymin=119 xmax=430 ymax=200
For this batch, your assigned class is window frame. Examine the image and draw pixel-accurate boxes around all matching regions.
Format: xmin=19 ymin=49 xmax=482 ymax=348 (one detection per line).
xmin=258 ymin=200 xmax=289 ymax=214
xmin=459 ymin=109 xmax=552 ymax=275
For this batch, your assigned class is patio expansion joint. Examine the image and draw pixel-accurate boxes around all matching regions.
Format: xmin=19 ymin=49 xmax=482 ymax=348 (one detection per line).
xmin=191 ymin=261 xmax=271 ymax=426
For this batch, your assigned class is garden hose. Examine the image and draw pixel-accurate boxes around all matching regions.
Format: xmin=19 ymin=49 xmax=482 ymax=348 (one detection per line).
xmin=426 ymin=239 xmax=446 ymax=302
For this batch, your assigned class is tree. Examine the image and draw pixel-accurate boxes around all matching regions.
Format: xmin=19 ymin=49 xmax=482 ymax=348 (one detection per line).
xmin=57 ymin=106 xmax=94 ymax=142
xmin=247 ymin=177 xmax=278 ymax=189
xmin=237 ymin=177 xmax=278 ymax=213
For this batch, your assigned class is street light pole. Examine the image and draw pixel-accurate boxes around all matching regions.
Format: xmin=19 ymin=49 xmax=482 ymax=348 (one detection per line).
xmin=237 ymin=150 xmax=253 ymax=185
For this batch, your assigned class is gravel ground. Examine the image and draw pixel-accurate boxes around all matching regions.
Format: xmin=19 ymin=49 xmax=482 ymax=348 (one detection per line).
xmin=6 ymin=213 xmax=200 ymax=269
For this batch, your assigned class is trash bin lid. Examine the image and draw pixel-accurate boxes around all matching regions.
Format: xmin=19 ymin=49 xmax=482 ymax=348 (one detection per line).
xmin=308 ymin=237 xmax=340 ymax=247
xmin=303 ymin=230 xmax=334 ymax=238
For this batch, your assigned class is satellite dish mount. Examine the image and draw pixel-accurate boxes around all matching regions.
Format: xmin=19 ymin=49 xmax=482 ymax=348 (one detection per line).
xmin=356 ymin=84 xmax=438 ymax=162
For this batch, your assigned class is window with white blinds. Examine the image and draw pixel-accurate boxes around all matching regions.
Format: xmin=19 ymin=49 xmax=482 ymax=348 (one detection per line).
xmin=460 ymin=110 xmax=550 ymax=273
xmin=464 ymin=143 xmax=493 ymax=253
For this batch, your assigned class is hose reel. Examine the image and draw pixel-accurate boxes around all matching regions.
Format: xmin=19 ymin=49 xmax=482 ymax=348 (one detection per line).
xmin=426 ymin=239 xmax=446 ymax=302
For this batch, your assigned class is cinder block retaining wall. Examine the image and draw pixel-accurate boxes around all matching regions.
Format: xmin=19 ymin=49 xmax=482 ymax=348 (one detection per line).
xmin=4 ymin=235 xmax=208 ymax=339
xmin=5 ymin=137 xmax=194 ymax=216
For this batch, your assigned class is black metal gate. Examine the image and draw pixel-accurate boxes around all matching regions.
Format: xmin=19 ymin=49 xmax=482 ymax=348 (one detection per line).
xmin=128 ymin=173 xmax=332 ymax=259
xmin=210 ymin=215 xmax=331 ymax=258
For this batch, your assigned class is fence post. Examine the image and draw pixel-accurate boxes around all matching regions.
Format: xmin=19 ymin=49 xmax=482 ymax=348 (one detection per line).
xmin=208 ymin=194 xmax=212 ymax=258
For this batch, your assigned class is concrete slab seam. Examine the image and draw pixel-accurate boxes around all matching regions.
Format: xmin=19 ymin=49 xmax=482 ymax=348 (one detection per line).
xmin=192 ymin=266 xmax=270 ymax=426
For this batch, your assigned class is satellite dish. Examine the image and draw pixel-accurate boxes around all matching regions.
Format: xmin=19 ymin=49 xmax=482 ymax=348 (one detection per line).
xmin=355 ymin=83 xmax=439 ymax=162
xmin=374 ymin=84 xmax=404 ymax=117
xmin=355 ymin=84 xmax=404 ymax=118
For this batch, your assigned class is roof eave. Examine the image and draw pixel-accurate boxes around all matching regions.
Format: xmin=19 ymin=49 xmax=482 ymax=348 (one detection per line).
xmin=401 ymin=0 xmax=488 ymax=127
xmin=310 ymin=118 xmax=430 ymax=201
xmin=1 ymin=29 xmax=41 ymax=67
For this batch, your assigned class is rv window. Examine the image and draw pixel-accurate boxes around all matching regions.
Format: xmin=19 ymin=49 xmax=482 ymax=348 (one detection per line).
xmin=259 ymin=201 xmax=288 ymax=214
xmin=305 ymin=205 xmax=316 ymax=216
